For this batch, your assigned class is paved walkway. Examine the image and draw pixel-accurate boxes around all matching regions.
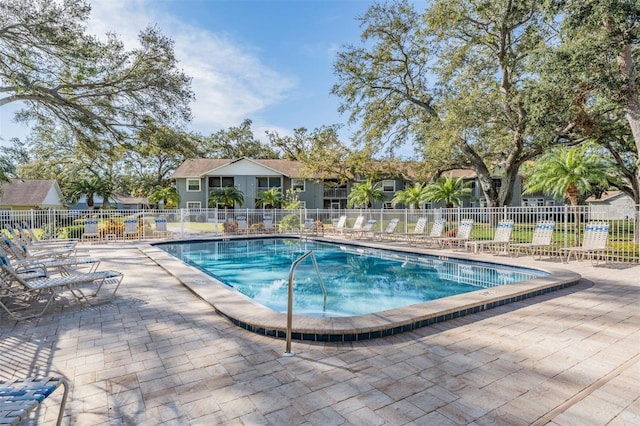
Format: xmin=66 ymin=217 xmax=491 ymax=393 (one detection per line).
xmin=0 ymin=243 xmax=638 ymax=425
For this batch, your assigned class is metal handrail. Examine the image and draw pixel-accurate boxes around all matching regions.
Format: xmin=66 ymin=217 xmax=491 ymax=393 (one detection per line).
xmin=284 ymin=250 xmax=327 ymax=356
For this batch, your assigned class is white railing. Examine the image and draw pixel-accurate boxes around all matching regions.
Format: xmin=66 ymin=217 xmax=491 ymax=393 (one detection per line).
xmin=2 ymin=205 xmax=638 ymax=263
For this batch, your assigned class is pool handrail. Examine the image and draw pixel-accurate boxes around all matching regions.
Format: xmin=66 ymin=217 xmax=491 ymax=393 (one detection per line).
xmin=285 ymin=250 xmax=327 ymax=356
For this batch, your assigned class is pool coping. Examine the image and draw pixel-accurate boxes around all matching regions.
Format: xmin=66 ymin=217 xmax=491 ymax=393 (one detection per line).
xmin=139 ymin=236 xmax=582 ymax=342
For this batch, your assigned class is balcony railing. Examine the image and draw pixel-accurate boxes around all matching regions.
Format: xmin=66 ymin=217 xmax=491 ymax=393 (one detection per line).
xmin=323 ymin=188 xmax=348 ymax=198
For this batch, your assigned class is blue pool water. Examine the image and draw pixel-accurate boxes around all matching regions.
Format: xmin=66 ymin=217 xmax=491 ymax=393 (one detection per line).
xmin=158 ymin=238 xmax=547 ymax=317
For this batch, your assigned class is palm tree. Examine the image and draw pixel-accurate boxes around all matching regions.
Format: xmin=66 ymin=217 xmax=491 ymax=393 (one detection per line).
xmin=347 ymin=179 xmax=387 ymax=208
xmin=423 ymin=176 xmax=473 ymax=208
xmin=523 ymin=144 xmax=611 ymax=206
xmin=392 ymin=182 xmax=428 ymax=209
xmin=149 ymin=187 xmax=180 ymax=209
xmin=208 ymin=187 xmax=244 ymax=208
xmin=67 ymin=176 xmax=115 ymax=210
xmin=524 ymin=144 xmax=612 ymax=244
xmin=255 ymin=187 xmax=283 ymax=209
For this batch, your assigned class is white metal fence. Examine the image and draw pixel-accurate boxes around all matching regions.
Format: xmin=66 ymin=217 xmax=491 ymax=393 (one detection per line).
xmin=2 ymin=205 xmax=639 ymax=263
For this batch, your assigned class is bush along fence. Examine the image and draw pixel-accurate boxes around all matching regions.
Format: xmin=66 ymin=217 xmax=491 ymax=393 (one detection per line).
xmin=1 ymin=205 xmax=638 ymax=263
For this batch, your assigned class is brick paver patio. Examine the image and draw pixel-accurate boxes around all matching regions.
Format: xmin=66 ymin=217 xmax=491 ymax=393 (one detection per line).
xmin=0 ymin=242 xmax=638 ymax=425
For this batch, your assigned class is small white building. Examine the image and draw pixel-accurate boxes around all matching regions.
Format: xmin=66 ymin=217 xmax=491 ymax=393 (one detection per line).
xmin=586 ymin=191 xmax=637 ymax=220
xmin=0 ymin=179 xmax=66 ymax=210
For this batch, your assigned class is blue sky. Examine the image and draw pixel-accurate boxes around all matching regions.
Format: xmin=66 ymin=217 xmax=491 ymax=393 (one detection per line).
xmin=0 ymin=0 xmax=377 ymax=147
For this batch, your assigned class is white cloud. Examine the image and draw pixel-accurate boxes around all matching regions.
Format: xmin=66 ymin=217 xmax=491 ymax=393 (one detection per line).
xmin=87 ymin=0 xmax=296 ymax=136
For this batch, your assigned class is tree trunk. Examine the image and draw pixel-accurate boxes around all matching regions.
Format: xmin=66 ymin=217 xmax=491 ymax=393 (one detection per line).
xmin=618 ymin=43 xmax=640 ymax=159
xmin=461 ymin=142 xmax=499 ymax=207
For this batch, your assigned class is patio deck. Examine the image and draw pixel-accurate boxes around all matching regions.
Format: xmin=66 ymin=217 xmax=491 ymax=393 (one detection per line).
xmin=0 ymin=241 xmax=638 ymax=425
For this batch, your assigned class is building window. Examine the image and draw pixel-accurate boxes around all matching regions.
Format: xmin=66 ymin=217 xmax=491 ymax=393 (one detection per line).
xmin=208 ymin=176 xmax=234 ymax=188
xmin=257 ymin=177 xmax=281 ymax=190
xmin=186 ymin=201 xmax=201 ymax=209
xmin=382 ymin=180 xmax=395 ymax=192
xmin=522 ymin=198 xmax=544 ymax=207
xmin=291 ymin=179 xmax=305 ymax=192
xmin=298 ymin=201 xmax=306 ymax=208
xmin=186 ymin=179 xmax=201 ymax=192
xmin=383 ymin=202 xmax=394 ymax=209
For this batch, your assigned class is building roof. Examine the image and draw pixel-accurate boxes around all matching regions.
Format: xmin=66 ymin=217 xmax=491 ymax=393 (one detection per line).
xmin=172 ymin=158 xmax=320 ymax=179
xmin=0 ymin=179 xmax=65 ymax=208
xmin=585 ymin=190 xmax=630 ymax=203
xmin=114 ymin=194 xmax=150 ymax=205
xmin=172 ymin=158 xmax=483 ymax=182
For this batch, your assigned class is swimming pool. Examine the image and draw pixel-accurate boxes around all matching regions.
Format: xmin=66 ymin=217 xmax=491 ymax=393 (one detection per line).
xmin=158 ymin=238 xmax=547 ymax=317
xmin=147 ymin=237 xmax=580 ymax=341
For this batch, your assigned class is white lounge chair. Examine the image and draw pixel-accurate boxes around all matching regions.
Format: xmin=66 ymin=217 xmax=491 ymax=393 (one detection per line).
xmin=375 ymin=218 xmax=400 ymax=240
xmin=0 ymin=254 xmax=123 ymax=320
xmin=153 ymin=218 xmax=174 ymax=239
xmin=345 ymin=219 xmax=377 ymax=239
xmin=1 ymin=238 xmax=99 ymax=275
xmin=510 ymin=221 xmax=555 ymax=260
xmin=386 ymin=217 xmax=427 ymax=242
xmin=123 ymin=218 xmax=140 ymax=240
xmin=329 ymin=216 xmax=347 ymax=234
xmin=338 ymin=216 xmax=365 ymax=236
xmin=436 ymin=219 xmax=474 ymax=248
xmin=413 ymin=219 xmax=446 ymax=246
xmin=465 ymin=220 xmax=514 ymax=254
xmin=301 ymin=218 xmax=323 ymax=236
xmin=235 ymin=216 xmax=249 ymax=235
xmin=262 ymin=215 xmax=275 ymax=233
xmin=558 ymin=221 xmax=609 ymax=265
xmin=15 ymin=224 xmax=77 ymax=249
xmin=2 ymin=236 xmax=75 ymax=261
xmin=81 ymin=219 xmax=101 ymax=243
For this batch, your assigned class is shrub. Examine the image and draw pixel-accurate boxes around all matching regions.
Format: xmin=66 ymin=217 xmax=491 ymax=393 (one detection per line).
xmin=279 ymin=214 xmax=300 ymax=232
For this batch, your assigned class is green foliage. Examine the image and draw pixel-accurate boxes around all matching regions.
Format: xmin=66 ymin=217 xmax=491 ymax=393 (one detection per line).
xmin=523 ymin=143 xmax=613 ymax=205
xmin=208 ymin=187 xmax=244 ymax=208
xmin=423 ymin=175 xmax=473 ymax=208
xmin=255 ymin=187 xmax=283 ymax=209
xmin=392 ymin=182 xmax=428 ymax=209
xmin=347 ymin=180 xmax=387 ymax=208
xmin=282 ymin=188 xmax=302 ymax=210
xmin=66 ymin=176 xmax=116 ymax=209
xmin=149 ymin=186 xmax=180 ymax=208
xmin=0 ymin=0 xmax=194 ymax=149
xmin=279 ymin=214 xmax=301 ymax=232
xmin=200 ymin=119 xmax=280 ymax=159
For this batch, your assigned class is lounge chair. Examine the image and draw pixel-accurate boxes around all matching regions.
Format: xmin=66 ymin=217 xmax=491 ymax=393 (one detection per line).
xmin=374 ymin=218 xmax=400 ymax=241
xmin=509 ymin=221 xmax=555 ymax=259
xmin=0 ymin=254 xmax=123 ymax=320
xmin=123 ymin=218 xmax=140 ymax=240
xmin=262 ymin=215 xmax=275 ymax=233
xmin=386 ymin=217 xmax=427 ymax=242
xmin=235 ymin=216 xmax=249 ymax=235
xmin=153 ymin=218 xmax=174 ymax=239
xmin=81 ymin=219 xmax=101 ymax=243
xmin=465 ymin=220 xmax=514 ymax=254
xmin=13 ymin=224 xmax=77 ymax=250
xmin=2 ymin=236 xmax=75 ymax=261
xmin=345 ymin=219 xmax=377 ymax=239
xmin=329 ymin=215 xmax=347 ymax=234
xmin=435 ymin=219 xmax=474 ymax=248
xmin=558 ymin=221 xmax=609 ymax=265
xmin=413 ymin=219 xmax=446 ymax=246
xmin=301 ymin=218 xmax=323 ymax=236
xmin=338 ymin=215 xmax=365 ymax=236
xmin=1 ymin=238 xmax=100 ymax=274
xmin=0 ymin=376 xmax=69 ymax=426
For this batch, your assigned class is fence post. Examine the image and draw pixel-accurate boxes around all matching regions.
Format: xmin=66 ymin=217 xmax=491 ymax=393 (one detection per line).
xmin=180 ymin=208 xmax=185 ymax=238
xmin=563 ymin=205 xmax=568 ymax=249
